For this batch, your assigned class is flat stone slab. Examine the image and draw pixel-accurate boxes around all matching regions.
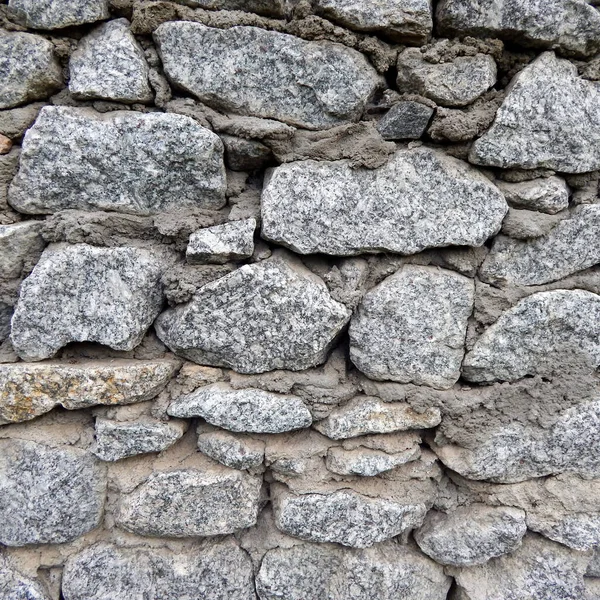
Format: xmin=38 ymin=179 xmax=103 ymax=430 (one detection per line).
xmin=261 ymin=147 xmax=507 ymax=255
xmin=325 ymin=444 xmax=420 ymax=476
xmin=154 ymin=23 xmax=382 ymax=130
xmin=197 ymin=429 xmax=265 ymax=470
xmin=9 ymin=107 xmax=226 ymax=215
xmin=8 ymin=0 xmax=109 ymax=29
xmin=0 ymin=221 xmax=44 ymax=280
xmin=186 ymin=218 xmax=256 ymax=265
xmin=497 ymin=176 xmax=570 ymax=214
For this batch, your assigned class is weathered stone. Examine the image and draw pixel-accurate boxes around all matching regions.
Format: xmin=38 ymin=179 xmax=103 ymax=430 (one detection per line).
xmin=8 ymin=0 xmax=110 ymax=29
xmin=168 ymin=383 xmax=312 ymax=433
xmin=221 ymin=135 xmax=272 ymax=171
xmin=256 ymin=541 xmax=451 ymax=600
xmin=9 ymin=107 xmax=226 ymax=215
xmin=0 ymin=557 xmax=51 ymax=600
xmin=0 ymin=135 xmax=12 ymax=155
xmin=376 ymin=101 xmax=434 ymax=140
xmin=463 ymin=290 xmax=600 ymax=383
xmin=415 ymin=505 xmax=527 ymax=566
xmin=69 ymin=19 xmax=152 ymax=104
xmin=500 ymin=208 xmax=564 ymax=240
xmin=470 ymin=53 xmax=600 ymax=173
xmin=325 ymin=444 xmax=420 ymax=476
xmin=117 ymin=467 xmax=262 ymax=537
xmin=261 ymin=148 xmax=507 ymax=256
xmin=0 ymin=439 xmax=106 ymax=546
xmin=197 ymin=429 xmax=265 ymax=470
xmin=155 ymin=253 xmax=351 ymax=373
xmin=186 ymin=219 xmax=256 ymax=265
xmin=11 ymin=244 xmax=164 ymax=361
xmin=436 ymin=0 xmax=600 ymax=57
xmin=350 ymin=266 xmax=474 ymax=389
xmin=497 ymin=176 xmax=570 ymax=214
xmin=154 ymin=23 xmax=382 ymax=130
xmin=0 ymin=32 xmax=62 ymax=110
xmin=0 ymin=102 xmax=45 ymax=141
xmin=397 ymin=49 xmax=496 ymax=107
xmin=0 ymin=221 xmax=44 ymax=280
xmin=0 ymin=359 xmax=177 ymax=424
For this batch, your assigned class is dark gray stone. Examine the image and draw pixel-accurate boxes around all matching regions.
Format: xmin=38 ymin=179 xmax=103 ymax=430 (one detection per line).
xmin=8 ymin=0 xmax=110 ymax=29
xmin=376 ymin=101 xmax=434 ymax=140
xmin=221 ymin=135 xmax=272 ymax=171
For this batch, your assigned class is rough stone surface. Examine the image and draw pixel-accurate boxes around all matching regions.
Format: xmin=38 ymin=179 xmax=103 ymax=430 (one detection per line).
xmin=500 ymin=208 xmax=564 ymax=239
xmin=0 ymin=439 xmax=106 ymax=546
xmin=9 ymin=107 xmax=226 ymax=215
xmin=69 ymin=19 xmax=152 ymax=103
xmin=350 ymin=266 xmax=474 ymax=389
xmin=376 ymin=101 xmax=434 ymax=140
xmin=221 ymin=135 xmax=272 ymax=171
xmin=497 ymin=176 xmax=570 ymax=214
xmin=155 ymin=253 xmax=351 ymax=373
xmin=187 ymin=219 xmax=256 ymax=265
xmin=0 ymin=102 xmax=45 ymax=141
xmin=197 ymin=429 xmax=265 ymax=470
xmin=0 ymin=221 xmax=44 ymax=280
xmin=470 ymin=52 xmax=600 ymax=173
xmin=11 ymin=244 xmax=164 ymax=361
xmin=261 ymin=147 xmax=507 ymax=256
xmin=0 ymin=32 xmax=62 ymax=110
xmin=8 ymin=0 xmax=110 ymax=29
xmin=0 ymin=558 xmax=50 ymax=600
xmin=154 ymin=23 xmax=382 ymax=130
xmin=325 ymin=444 xmax=420 ymax=476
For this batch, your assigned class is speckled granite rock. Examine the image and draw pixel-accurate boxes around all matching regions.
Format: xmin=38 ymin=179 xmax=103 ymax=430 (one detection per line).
xmin=69 ymin=19 xmax=151 ymax=103
xmin=497 ymin=176 xmax=570 ymax=214
xmin=376 ymin=101 xmax=434 ymax=140
xmin=261 ymin=148 xmax=507 ymax=255
xmin=197 ymin=429 xmax=265 ymax=470
xmin=8 ymin=0 xmax=110 ymax=29
xmin=11 ymin=244 xmax=164 ymax=361
xmin=187 ymin=219 xmax=256 ymax=265
xmin=325 ymin=443 xmax=420 ymax=476
xmin=470 ymin=52 xmax=600 ymax=173
xmin=155 ymin=253 xmax=350 ymax=373
xmin=154 ymin=23 xmax=382 ymax=130
xmin=0 ymin=558 xmax=50 ymax=600
xmin=0 ymin=440 xmax=106 ymax=546
xmin=9 ymin=107 xmax=226 ymax=215
xmin=0 ymin=32 xmax=62 ymax=110
xmin=0 ymin=221 xmax=44 ymax=280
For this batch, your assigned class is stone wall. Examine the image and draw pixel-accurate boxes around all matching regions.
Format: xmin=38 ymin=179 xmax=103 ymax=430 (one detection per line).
xmin=1 ymin=0 xmax=600 ymax=598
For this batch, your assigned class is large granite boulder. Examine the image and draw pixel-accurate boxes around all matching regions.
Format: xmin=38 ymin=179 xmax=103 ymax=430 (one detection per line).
xmin=8 ymin=0 xmax=110 ymax=29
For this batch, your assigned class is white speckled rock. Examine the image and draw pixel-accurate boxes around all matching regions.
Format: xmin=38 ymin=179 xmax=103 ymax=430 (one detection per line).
xmin=8 ymin=0 xmax=109 ymax=29
xmin=69 ymin=19 xmax=151 ymax=103
xmin=261 ymin=148 xmax=507 ymax=255
xmin=197 ymin=429 xmax=265 ymax=470
xmin=376 ymin=100 xmax=434 ymax=140
xmin=0 ymin=221 xmax=44 ymax=280
xmin=10 ymin=244 xmax=164 ymax=361
xmin=154 ymin=23 xmax=382 ymax=130
xmin=497 ymin=176 xmax=570 ymax=214
xmin=325 ymin=444 xmax=420 ymax=476
xmin=0 ymin=557 xmax=51 ymax=600
xmin=8 ymin=107 xmax=226 ymax=215
xmin=187 ymin=219 xmax=256 ymax=265
xmin=470 ymin=52 xmax=600 ymax=173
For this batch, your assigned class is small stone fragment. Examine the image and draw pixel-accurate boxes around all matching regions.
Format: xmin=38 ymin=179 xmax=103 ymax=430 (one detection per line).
xmin=0 ymin=135 xmax=12 ymax=155
xmin=0 ymin=221 xmax=44 ymax=280
xmin=186 ymin=219 xmax=256 ymax=265
xmin=0 ymin=102 xmax=45 ymax=141
xmin=376 ymin=101 xmax=434 ymax=140
xmin=8 ymin=0 xmax=110 ymax=29
xmin=326 ymin=444 xmax=420 ymax=476
xmin=0 ymin=557 xmax=51 ymax=600
xmin=497 ymin=176 xmax=570 ymax=214
xmin=220 ymin=135 xmax=272 ymax=171
xmin=500 ymin=208 xmax=564 ymax=239
xmin=197 ymin=429 xmax=265 ymax=470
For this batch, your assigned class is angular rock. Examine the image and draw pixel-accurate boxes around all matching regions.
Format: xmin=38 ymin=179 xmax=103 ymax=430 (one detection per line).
xmin=0 ymin=32 xmax=62 ymax=110
xmin=155 ymin=253 xmax=351 ymax=373
xmin=0 ymin=221 xmax=44 ymax=280
xmin=397 ymin=49 xmax=496 ymax=107
xmin=186 ymin=219 xmax=256 ymax=265
xmin=154 ymin=23 xmax=382 ymax=130
xmin=8 ymin=0 xmax=110 ymax=29
xmin=325 ymin=445 xmax=420 ymax=476
xmin=350 ymin=266 xmax=474 ymax=389
xmin=69 ymin=19 xmax=152 ymax=104
xmin=470 ymin=52 xmax=600 ymax=173
xmin=463 ymin=290 xmax=600 ymax=383
xmin=261 ymin=147 xmax=507 ymax=256
xmin=376 ymin=101 xmax=434 ymax=140
xmin=500 ymin=208 xmax=564 ymax=240
xmin=11 ymin=244 xmax=164 ymax=361
xmin=0 ymin=558 xmax=51 ymax=600
xmin=197 ymin=429 xmax=265 ymax=470
xmin=497 ymin=176 xmax=570 ymax=214
xmin=0 ymin=102 xmax=45 ymax=141
xmin=0 ymin=439 xmax=106 ymax=546
xmin=117 ymin=467 xmax=262 ymax=537
xmin=221 ymin=135 xmax=272 ymax=171
xmin=168 ymin=383 xmax=312 ymax=433
xmin=0 ymin=303 xmax=12 ymax=343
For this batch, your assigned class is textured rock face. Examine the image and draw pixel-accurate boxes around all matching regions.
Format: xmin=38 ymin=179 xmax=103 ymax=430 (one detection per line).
xmin=376 ymin=101 xmax=434 ymax=140
xmin=69 ymin=19 xmax=151 ymax=103
xmin=497 ymin=176 xmax=570 ymax=214
xmin=155 ymin=253 xmax=351 ymax=373
xmin=187 ymin=219 xmax=256 ymax=265
xmin=0 ymin=558 xmax=50 ymax=600
xmin=0 ymin=32 xmax=63 ymax=110
xmin=261 ymin=148 xmax=507 ymax=256
xmin=325 ymin=444 xmax=420 ymax=476
xmin=0 ymin=221 xmax=44 ymax=280
xmin=8 ymin=0 xmax=110 ymax=29
xmin=470 ymin=52 xmax=600 ymax=173
xmin=197 ymin=429 xmax=265 ymax=470
xmin=11 ymin=244 xmax=163 ymax=361
xmin=350 ymin=266 xmax=474 ymax=389
xmin=155 ymin=23 xmax=382 ymax=130
xmin=0 ymin=440 xmax=106 ymax=546
xmin=9 ymin=107 xmax=226 ymax=215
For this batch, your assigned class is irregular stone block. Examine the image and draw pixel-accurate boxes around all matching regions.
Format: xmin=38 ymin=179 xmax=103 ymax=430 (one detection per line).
xmin=500 ymin=208 xmax=564 ymax=240
xmin=220 ymin=135 xmax=272 ymax=171
xmin=197 ymin=429 xmax=265 ymax=470
xmin=155 ymin=253 xmax=351 ymax=373
xmin=261 ymin=148 xmax=507 ymax=255
xmin=0 ymin=32 xmax=62 ymax=110
xmin=186 ymin=219 xmax=256 ymax=265
xmin=0 ymin=102 xmax=45 ymax=141
xmin=376 ymin=101 xmax=434 ymax=140
xmin=350 ymin=265 xmax=474 ymax=389
xmin=497 ymin=176 xmax=570 ymax=214
xmin=0 ymin=557 xmax=50 ymax=600
xmin=69 ymin=19 xmax=152 ymax=104
xmin=0 ymin=439 xmax=106 ymax=546
xmin=154 ymin=23 xmax=382 ymax=130
xmin=9 ymin=107 xmax=226 ymax=215
xmin=0 ymin=221 xmax=44 ymax=280
xmin=470 ymin=52 xmax=600 ymax=173
xmin=325 ymin=444 xmax=420 ymax=476
xmin=8 ymin=0 xmax=110 ymax=29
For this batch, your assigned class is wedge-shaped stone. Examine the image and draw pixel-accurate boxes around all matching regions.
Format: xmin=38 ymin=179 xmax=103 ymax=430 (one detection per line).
xmin=350 ymin=266 xmax=474 ymax=389
xmin=470 ymin=53 xmax=600 ymax=173
xmin=0 ymin=221 xmax=44 ymax=280
xmin=8 ymin=0 xmax=109 ymax=29
xmin=11 ymin=244 xmax=164 ymax=361
xmin=154 ymin=23 xmax=382 ymax=130
xmin=261 ymin=148 xmax=507 ymax=255
xmin=376 ymin=100 xmax=434 ymax=140
xmin=197 ymin=429 xmax=265 ymax=470
xmin=9 ymin=107 xmax=226 ymax=215
xmin=0 ymin=440 xmax=106 ymax=546
xmin=186 ymin=219 xmax=256 ymax=265
xmin=497 ymin=176 xmax=570 ymax=214
xmin=0 ymin=557 xmax=51 ymax=600
xmin=155 ymin=253 xmax=351 ymax=373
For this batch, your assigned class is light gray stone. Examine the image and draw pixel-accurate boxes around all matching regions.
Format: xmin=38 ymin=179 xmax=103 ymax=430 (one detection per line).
xmin=325 ymin=445 xmax=420 ymax=476
xmin=0 ymin=221 xmax=44 ymax=280
xmin=0 ymin=439 xmax=106 ymax=546
xmin=155 ymin=253 xmax=351 ymax=373
xmin=11 ymin=244 xmax=164 ymax=361
xmin=262 ymin=147 xmax=507 ymax=255
xmin=0 ymin=558 xmax=51 ymax=600
xmin=9 ymin=107 xmax=226 ymax=215
xmin=197 ymin=429 xmax=265 ymax=470
xmin=186 ymin=219 xmax=256 ymax=265
xmin=350 ymin=265 xmax=474 ymax=389
xmin=8 ymin=0 xmax=110 ymax=29
xmin=0 ymin=32 xmax=62 ymax=110
xmin=376 ymin=101 xmax=434 ymax=140
xmin=500 ymin=208 xmax=564 ymax=239
xmin=497 ymin=176 xmax=570 ymax=214
xmin=69 ymin=19 xmax=151 ymax=104
xmin=154 ymin=23 xmax=382 ymax=130
xmin=470 ymin=52 xmax=600 ymax=173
